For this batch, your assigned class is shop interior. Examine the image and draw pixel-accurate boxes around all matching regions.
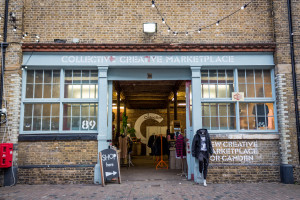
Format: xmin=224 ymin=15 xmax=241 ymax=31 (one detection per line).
xmin=111 ymin=80 xmax=188 ymax=180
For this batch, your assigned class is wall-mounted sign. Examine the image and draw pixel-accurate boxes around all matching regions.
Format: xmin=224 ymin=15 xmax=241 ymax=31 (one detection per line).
xmin=134 ymin=113 xmax=163 ymax=143
xmin=210 ymin=141 xmax=259 ymax=163
xmin=232 ymin=92 xmax=244 ymax=101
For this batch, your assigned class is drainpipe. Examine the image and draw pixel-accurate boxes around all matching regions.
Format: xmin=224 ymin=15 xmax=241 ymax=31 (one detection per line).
xmin=280 ymin=0 xmax=297 ymax=184
xmin=0 ymin=0 xmax=9 ymax=111
xmin=287 ymin=0 xmax=300 ymax=162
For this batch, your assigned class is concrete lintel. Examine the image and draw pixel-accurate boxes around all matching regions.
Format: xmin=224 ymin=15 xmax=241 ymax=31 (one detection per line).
xmin=211 ymin=133 xmax=280 ymax=140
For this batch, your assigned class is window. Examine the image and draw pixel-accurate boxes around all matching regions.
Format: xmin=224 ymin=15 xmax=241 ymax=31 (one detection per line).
xmin=201 ymin=68 xmax=276 ymax=132
xmin=22 ymin=69 xmax=98 ymax=133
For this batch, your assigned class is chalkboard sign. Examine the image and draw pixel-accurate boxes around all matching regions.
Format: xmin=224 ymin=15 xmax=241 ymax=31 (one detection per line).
xmin=99 ymin=148 xmax=121 ymax=186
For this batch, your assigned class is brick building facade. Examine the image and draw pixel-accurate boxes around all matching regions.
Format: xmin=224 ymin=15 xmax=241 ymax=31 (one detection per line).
xmin=0 ymin=0 xmax=299 ymax=185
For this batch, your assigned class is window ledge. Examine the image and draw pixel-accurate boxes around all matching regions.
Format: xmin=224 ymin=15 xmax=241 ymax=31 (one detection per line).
xmin=210 ymin=133 xmax=279 ymax=140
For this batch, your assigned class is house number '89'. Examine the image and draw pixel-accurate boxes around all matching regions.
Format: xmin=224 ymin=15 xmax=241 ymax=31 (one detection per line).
xmin=82 ymin=120 xmax=96 ymax=129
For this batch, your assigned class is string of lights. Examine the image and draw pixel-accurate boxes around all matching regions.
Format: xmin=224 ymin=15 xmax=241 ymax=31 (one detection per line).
xmin=0 ymin=13 xmax=40 ymax=42
xmin=151 ymin=0 xmax=254 ymax=35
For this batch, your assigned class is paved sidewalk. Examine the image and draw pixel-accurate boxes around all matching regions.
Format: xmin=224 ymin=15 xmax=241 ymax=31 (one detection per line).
xmin=1 ymin=181 xmax=300 ymax=200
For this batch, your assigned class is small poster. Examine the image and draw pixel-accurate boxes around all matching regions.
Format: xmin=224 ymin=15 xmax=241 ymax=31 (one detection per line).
xmin=99 ymin=148 xmax=121 ymax=186
xmin=232 ymin=92 xmax=244 ymax=101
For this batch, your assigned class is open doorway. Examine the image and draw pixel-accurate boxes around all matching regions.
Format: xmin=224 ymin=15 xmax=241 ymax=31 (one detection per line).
xmin=111 ymin=80 xmax=189 ymax=181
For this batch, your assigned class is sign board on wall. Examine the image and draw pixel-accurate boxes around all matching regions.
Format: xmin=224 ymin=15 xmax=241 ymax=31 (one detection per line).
xmin=210 ymin=141 xmax=259 ymax=163
xmin=99 ymin=148 xmax=121 ymax=186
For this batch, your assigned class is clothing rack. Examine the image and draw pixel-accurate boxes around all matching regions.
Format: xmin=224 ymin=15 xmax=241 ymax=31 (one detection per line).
xmin=156 ymin=134 xmax=168 ymax=170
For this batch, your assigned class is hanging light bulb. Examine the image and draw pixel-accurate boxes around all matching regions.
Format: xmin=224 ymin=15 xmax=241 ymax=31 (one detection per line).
xmin=13 ymin=26 xmax=17 ymax=32
xmin=185 ymin=32 xmax=189 ymax=36
xmin=0 ymin=34 xmax=2 ymax=38
xmin=152 ymin=0 xmax=155 ymax=8
xmin=241 ymin=4 xmax=248 ymax=10
xmin=168 ymin=28 xmax=171 ymax=33
xmin=36 ymin=35 xmax=40 ymax=39
xmin=198 ymin=28 xmax=201 ymax=33
xmin=162 ymin=18 xmax=165 ymax=24
xmin=22 ymin=34 xmax=25 ymax=39
xmin=24 ymin=32 xmax=28 ymax=37
xmin=216 ymin=21 xmax=220 ymax=26
xmin=173 ymin=32 xmax=177 ymax=36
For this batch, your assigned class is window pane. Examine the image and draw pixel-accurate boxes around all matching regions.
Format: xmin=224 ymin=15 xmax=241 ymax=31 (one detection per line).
xmin=44 ymin=84 xmax=52 ymax=98
xmin=51 ymin=117 xmax=59 ymax=131
xmin=246 ymin=84 xmax=255 ymax=97
xmin=227 ymin=84 xmax=234 ymax=98
xmin=42 ymin=117 xmax=50 ymax=131
xmin=44 ymin=71 xmax=52 ymax=83
xmin=209 ymin=85 xmax=216 ymax=98
xmin=24 ymin=104 xmax=33 ymax=116
xmin=202 ymin=117 xmax=210 ymax=129
xmin=82 ymin=71 xmax=90 ymax=84
xmin=34 ymin=84 xmax=43 ymax=98
xmin=72 ymin=117 xmax=80 ymax=130
xmin=227 ymin=70 xmax=234 ymax=84
xmin=217 ymin=85 xmax=226 ymax=98
xmin=27 ymin=71 xmax=34 ymax=83
xmin=209 ymin=70 xmax=217 ymax=83
xmin=73 ymin=85 xmax=81 ymax=98
xmin=238 ymin=84 xmax=246 ymax=94
xmin=229 ymin=117 xmax=236 ymax=129
xmin=89 ymin=117 xmax=97 ymax=130
xmin=63 ymin=104 xmax=72 ymax=117
xmin=263 ymin=70 xmax=271 ymax=83
xmin=255 ymin=70 xmax=263 ymax=83
xmin=23 ymin=117 xmax=32 ymax=131
xmin=35 ymin=70 xmax=43 ymax=84
xmin=65 ymin=84 xmax=72 ymax=98
xmin=52 ymin=84 xmax=60 ymax=98
xmin=210 ymin=103 xmax=217 ymax=116
xmin=26 ymin=84 xmax=33 ymax=98
xmin=91 ymin=71 xmax=98 ymax=83
xmin=201 ymin=70 xmax=208 ymax=83
xmin=72 ymin=105 xmax=80 ymax=116
xmin=218 ymin=70 xmax=226 ymax=83
xmin=249 ymin=116 xmax=257 ymax=130
xmin=73 ymin=70 xmax=81 ymax=84
xmin=52 ymin=104 xmax=60 ymax=117
xmin=265 ymin=84 xmax=272 ymax=97
xmin=240 ymin=117 xmax=248 ymax=130
xmin=43 ymin=104 xmax=51 ymax=116
xmin=211 ymin=117 xmax=218 ymax=130
xmin=219 ymin=117 xmax=228 ymax=130
xmin=202 ymin=103 xmax=210 ymax=116
xmin=219 ymin=104 xmax=227 ymax=116
xmin=82 ymin=85 xmax=90 ymax=98
xmin=246 ymin=70 xmax=254 ymax=83
xmin=256 ymin=84 xmax=264 ymax=97
xmin=238 ymin=70 xmax=245 ymax=84
xmin=202 ymin=85 xmax=209 ymax=98
xmin=63 ymin=117 xmax=71 ymax=130
xmin=90 ymin=85 xmax=96 ymax=98
xmin=53 ymin=70 xmax=60 ymax=84
xmin=33 ymin=104 xmax=42 ymax=117
xmin=33 ymin=117 xmax=41 ymax=131
xmin=90 ymin=104 xmax=97 ymax=116
xmin=65 ymin=70 xmax=72 ymax=84
xmin=81 ymin=104 xmax=89 ymax=116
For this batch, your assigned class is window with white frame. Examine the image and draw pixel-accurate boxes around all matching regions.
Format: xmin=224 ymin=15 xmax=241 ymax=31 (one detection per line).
xmin=201 ymin=68 xmax=276 ymax=132
xmin=22 ymin=69 xmax=98 ymax=133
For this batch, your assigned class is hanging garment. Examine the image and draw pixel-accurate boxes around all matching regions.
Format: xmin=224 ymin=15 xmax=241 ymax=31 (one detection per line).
xmin=152 ymin=136 xmax=169 ymax=156
xmin=175 ymin=134 xmax=186 ymax=158
xmin=119 ymin=136 xmax=128 ymax=159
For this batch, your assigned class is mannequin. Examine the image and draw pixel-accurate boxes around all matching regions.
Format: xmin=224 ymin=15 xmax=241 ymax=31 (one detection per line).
xmin=192 ymin=129 xmax=213 ymax=186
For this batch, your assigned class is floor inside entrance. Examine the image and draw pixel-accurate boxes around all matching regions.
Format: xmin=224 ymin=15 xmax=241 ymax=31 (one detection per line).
xmin=120 ymin=156 xmax=187 ymax=182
